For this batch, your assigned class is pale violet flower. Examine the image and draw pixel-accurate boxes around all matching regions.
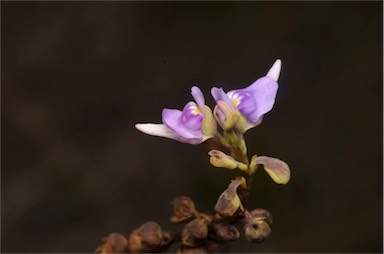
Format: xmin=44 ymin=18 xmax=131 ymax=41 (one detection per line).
xmin=135 ymin=86 xmax=213 ymax=144
xmin=211 ymin=59 xmax=281 ymax=130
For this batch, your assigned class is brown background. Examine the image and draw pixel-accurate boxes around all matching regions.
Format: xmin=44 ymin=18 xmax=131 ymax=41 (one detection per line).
xmin=2 ymin=1 xmax=383 ymax=253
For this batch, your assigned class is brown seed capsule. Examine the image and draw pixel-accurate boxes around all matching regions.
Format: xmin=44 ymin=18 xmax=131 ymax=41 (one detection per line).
xmin=128 ymin=221 xmax=171 ymax=253
xmin=212 ymin=222 xmax=240 ymax=241
xmin=248 ymin=208 xmax=273 ymax=225
xmin=177 ymin=247 xmax=208 ymax=254
xmin=127 ymin=230 xmax=142 ymax=253
xmin=171 ymin=196 xmax=198 ymax=223
xmin=181 ymin=219 xmax=208 ymax=247
xmin=138 ymin=221 xmax=163 ymax=245
xmin=244 ymin=219 xmax=271 ymax=243
xmin=95 ymin=233 xmax=128 ymax=253
xmin=204 ymin=239 xmax=222 ymax=253
xmin=177 ymin=240 xmax=221 ymax=254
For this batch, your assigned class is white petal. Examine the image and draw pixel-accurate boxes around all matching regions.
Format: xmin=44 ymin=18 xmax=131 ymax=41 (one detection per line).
xmin=135 ymin=123 xmax=180 ymax=140
xmin=266 ymin=59 xmax=282 ymax=82
xmin=136 ymin=123 xmax=207 ymax=144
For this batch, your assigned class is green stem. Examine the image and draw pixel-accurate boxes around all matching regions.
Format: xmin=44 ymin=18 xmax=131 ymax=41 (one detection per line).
xmin=228 ymin=136 xmax=254 ymax=209
xmin=232 ymin=146 xmax=249 ymax=165
xmin=242 ymin=171 xmax=254 ymax=208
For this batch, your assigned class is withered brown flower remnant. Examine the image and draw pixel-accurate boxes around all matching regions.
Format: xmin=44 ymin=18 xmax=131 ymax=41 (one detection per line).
xmin=214 ymin=177 xmax=246 ymax=217
xmin=170 ymin=196 xmax=198 ymax=223
xmin=127 ymin=222 xmax=172 ymax=253
xmin=181 ymin=219 xmax=209 ymax=247
xmin=243 ymin=209 xmax=273 ymax=243
xmin=95 ymin=233 xmax=128 ymax=254
xmin=212 ymin=222 xmax=240 ymax=242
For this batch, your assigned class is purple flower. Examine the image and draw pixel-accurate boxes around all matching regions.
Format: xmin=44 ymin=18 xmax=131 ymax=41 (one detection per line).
xmin=211 ymin=59 xmax=282 ymax=129
xmin=135 ymin=86 xmax=213 ymax=144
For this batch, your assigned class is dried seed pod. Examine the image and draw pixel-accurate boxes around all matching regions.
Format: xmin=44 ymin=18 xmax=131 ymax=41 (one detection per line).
xmin=127 ymin=230 xmax=142 ymax=253
xmin=204 ymin=239 xmax=222 ymax=253
xmin=177 ymin=240 xmax=221 ymax=254
xmin=138 ymin=221 xmax=163 ymax=245
xmin=212 ymin=222 xmax=240 ymax=241
xmin=214 ymin=177 xmax=246 ymax=217
xmin=128 ymin=221 xmax=171 ymax=253
xmin=248 ymin=208 xmax=273 ymax=225
xmin=95 ymin=233 xmax=128 ymax=253
xmin=177 ymin=247 xmax=208 ymax=254
xmin=181 ymin=218 xmax=208 ymax=248
xmin=244 ymin=219 xmax=271 ymax=243
xmin=171 ymin=196 xmax=198 ymax=223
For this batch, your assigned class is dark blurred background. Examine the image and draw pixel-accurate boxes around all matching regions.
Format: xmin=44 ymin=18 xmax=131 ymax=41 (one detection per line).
xmin=1 ymin=1 xmax=383 ymax=253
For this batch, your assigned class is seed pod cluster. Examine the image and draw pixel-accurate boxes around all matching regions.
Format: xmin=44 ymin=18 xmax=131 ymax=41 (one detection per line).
xmin=94 ymin=195 xmax=274 ymax=253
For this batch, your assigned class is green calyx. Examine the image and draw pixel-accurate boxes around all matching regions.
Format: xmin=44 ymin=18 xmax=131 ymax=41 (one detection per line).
xmin=201 ymin=105 xmax=217 ymax=137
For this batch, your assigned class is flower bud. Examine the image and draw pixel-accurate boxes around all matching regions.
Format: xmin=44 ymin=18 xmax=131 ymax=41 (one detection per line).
xmin=234 ymin=113 xmax=247 ymax=134
xmin=208 ymin=150 xmax=238 ymax=170
xmin=170 ymin=196 xmax=197 ymax=223
xmin=238 ymin=135 xmax=248 ymax=157
xmin=201 ymin=105 xmax=217 ymax=137
xmin=214 ymin=100 xmax=240 ymax=130
xmin=222 ymin=131 xmax=240 ymax=147
xmin=181 ymin=219 xmax=208 ymax=248
xmin=95 ymin=233 xmax=128 ymax=254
